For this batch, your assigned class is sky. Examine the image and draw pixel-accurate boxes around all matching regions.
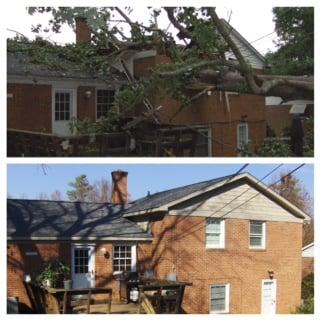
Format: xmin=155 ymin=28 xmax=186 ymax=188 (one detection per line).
xmin=5 ymin=5 xmax=278 ymax=54
xmin=7 ymin=163 xmax=314 ymax=201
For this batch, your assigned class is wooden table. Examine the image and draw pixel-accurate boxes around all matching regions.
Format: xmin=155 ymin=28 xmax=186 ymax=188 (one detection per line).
xmin=138 ymin=281 xmax=192 ymax=314
xmin=45 ymin=287 xmax=112 ymax=314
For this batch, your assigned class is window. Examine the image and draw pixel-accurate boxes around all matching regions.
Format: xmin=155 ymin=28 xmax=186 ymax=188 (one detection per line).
xmin=210 ymin=284 xmax=230 ymax=313
xmin=249 ymin=221 xmax=266 ymax=249
xmin=206 ymin=218 xmax=225 ymax=248
xmin=113 ymin=245 xmax=136 ymax=273
xmin=74 ymin=248 xmax=89 ymax=274
xmin=96 ymin=89 xmax=115 ymax=119
xmin=237 ymin=123 xmax=249 ymax=149
xmin=195 ymin=128 xmax=212 ymax=156
xmin=55 ymin=91 xmax=71 ymax=121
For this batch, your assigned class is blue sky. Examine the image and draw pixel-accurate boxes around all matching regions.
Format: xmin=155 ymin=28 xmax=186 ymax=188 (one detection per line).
xmin=7 ymin=163 xmax=313 ymax=201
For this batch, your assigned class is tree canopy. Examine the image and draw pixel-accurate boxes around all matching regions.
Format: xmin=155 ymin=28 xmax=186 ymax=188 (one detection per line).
xmin=266 ymin=7 xmax=314 ymax=76
xmin=21 ymin=7 xmax=313 ymax=103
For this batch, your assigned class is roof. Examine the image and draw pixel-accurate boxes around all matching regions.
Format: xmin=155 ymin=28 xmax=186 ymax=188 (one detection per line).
xmin=124 ymin=174 xmax=233 ymax=214
xmin=124 ymin=172 xmax=310 ymax=221
xmin=7 ymin=199 xmax=152 ymax=241
xmin=220 ymin=19 xmax=266 ymax=69
xmin=7 ymin=173 xmax=310 ymax=241
xmin=302 ymin=242 xmax=314 ymax=251
xmin=7 ymin=41 xmax=126 ymax=83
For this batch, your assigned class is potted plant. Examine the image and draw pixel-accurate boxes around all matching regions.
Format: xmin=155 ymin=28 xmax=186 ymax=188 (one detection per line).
xmin=36 ymin=259 xmax=71 ymax=288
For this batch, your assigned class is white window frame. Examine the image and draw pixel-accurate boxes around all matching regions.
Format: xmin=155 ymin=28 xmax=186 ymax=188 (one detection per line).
xmin=209 ymin=283 xmax=230 ymax=314
xmin=112 ymin=244 xmax=137 ymax=274
xmin=95 ymin=88 xmax=116 ymax=120
xmin=249 ymin=221 xmax=266 ymax=249
xmin=195 ymin=128 xmax=212 ymax=157
xmin=237 ymin=122 xmax=249 ymax=149
xmin=206 ymin=218 xmax=225 ymax=249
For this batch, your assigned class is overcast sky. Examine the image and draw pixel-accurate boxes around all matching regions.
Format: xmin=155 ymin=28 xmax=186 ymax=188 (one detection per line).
xmin=6 ymin=6 xmax=278 ymax=54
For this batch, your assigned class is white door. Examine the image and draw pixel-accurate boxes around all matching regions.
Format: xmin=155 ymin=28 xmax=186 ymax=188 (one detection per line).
xmin=71 ymin=245 xmax=95 ymax=289
xmin=52 ymin=89 xmax=76 ymax=136
xmin=261 ymin=279 xmax=277 ymax=314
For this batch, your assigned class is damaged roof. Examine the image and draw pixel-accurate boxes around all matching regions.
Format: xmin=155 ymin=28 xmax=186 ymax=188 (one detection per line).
xmin=7 ymin=199 xmax=152 ymax=241
xmin=7 ymin=40 xmax=126 ymax=83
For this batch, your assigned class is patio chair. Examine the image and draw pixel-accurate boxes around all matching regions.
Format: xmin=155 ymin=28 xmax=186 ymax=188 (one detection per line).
xmin=23 ymin=281 xmax=46 ymax=313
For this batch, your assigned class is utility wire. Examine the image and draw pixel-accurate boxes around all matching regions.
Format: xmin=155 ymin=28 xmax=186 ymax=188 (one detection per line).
xmin=172 ymin=163 xmax=305 ymax=242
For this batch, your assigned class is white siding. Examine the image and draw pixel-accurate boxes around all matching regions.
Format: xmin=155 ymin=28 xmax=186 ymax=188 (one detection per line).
xmin=225 ymin=34 xmax=265 ymax=70
xmin=169 ymin=181 xmax=303 ymax=223
xmin=302 ymin=244 xmax=314 ymax=257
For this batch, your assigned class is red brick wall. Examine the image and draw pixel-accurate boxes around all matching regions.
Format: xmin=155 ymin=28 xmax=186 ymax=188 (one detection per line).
xmin=139 ymin=216 xmax=303 ymax=314
xmin=133 ymin=55 xmax=266 ymax=156
xmin=266 ymin=105 xmax=292 ymax=137
xmin=7 ymin=242 xmax=124 ymax=311
xmin=7 ymin=216 xmax=302 ymax=314
xmin=302 ymin=257 xmax=314 ymax=278
xmin=7 ymin=83 xmax=52 ymax=133
xmin=77 ymin=86 xmax=96 ymax=121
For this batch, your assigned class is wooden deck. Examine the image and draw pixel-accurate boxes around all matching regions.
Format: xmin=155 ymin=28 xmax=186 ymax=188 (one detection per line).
xmin=74 ymin=301 xmax=139 ymax=314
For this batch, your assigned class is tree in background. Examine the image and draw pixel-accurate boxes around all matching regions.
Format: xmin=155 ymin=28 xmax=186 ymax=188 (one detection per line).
xmin=270 ymin=171 xmax=313 ymax=246
xmin=51 ymin=190 xmax=63 ymax=201
xmin=266 ymin=7 xmax=314 ymax=76
xmin=87 ymin=178 xmax=111 ymax=203
xmin=67 ymin=175 xmax=111 ymax=202
xmin=67 ymin=174 xmax=93 ymax=201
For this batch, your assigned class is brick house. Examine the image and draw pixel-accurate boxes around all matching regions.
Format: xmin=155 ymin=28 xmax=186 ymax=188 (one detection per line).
xmin=7 ymin=170 xmax=310 ymax=314
xmin=7 ymin=17 xmax=267 ymax=156
xmin=301 ymin=242 xmax=314 ymax=278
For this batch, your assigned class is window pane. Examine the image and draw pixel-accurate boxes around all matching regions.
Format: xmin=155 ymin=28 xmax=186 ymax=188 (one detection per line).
xmin=211 ymin=285 xmax=226 ymax=312
xmin=250 ymin=236 xmax=262 ymax=246
xmin=250 ymin=222 xmax=263 ymax=235
xmin=206 ymin=234 xmax=220 ymax=245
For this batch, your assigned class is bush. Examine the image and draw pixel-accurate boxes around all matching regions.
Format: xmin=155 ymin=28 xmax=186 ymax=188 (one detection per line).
xmin=294 ymin=273 xmax=314 ymax=314
xmin=257 ymin=139 xmax=292 ymax=157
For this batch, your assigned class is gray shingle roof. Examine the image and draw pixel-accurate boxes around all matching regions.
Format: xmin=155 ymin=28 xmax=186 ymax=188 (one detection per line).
xmin=7 ymin=199 xmax=152 ymax=241
xmin=7 ymin=44 xmax=126 ymax=83
xmin=125 ymin=174 xmax=234 ymax=214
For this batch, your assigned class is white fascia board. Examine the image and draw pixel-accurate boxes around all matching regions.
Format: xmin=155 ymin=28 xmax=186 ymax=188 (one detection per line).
xmin=161 ymin=173 xmax=309 ymax=221
xmin=7 ymin=236 xmax=153 ymax=242
xmin=7 ymin=75 xmax=124 ymax=87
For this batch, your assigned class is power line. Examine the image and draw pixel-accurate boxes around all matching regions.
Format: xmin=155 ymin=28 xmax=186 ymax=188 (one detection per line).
xmin=172 ymin=164 xmax=306 ymax=242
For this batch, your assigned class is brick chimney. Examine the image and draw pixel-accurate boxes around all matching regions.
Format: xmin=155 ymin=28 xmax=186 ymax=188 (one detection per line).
xmin=111 ymin=170 xmax=128 ymax=204
xmin=75 ymin=16 xmax=91 ymax=44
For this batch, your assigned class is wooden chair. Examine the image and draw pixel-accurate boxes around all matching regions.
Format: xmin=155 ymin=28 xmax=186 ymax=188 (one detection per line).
xmin=23 ymin=281 xmax=46 ymax=313
xmin=138 ymin=293 xmax=156 ymax=314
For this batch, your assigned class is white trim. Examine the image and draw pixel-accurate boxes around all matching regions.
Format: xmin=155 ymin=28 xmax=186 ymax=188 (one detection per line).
xmin=195 ymin=127 xmax=212 ymax=157
xmin=206 ymin=218 xmax=225 ymax=249
xmin=52 ymin=87 xmax=77 ymax=136
xmin=124 ymin=173 xmax=310 ymax=221
xmin=209 ymin=283 xmax=230 ymax=314
xmin=237 ymin=122 xmax=249 ymax=149
xmin=95 ymin=87 xmax=118 ymax=121
xmin=302 ymin=242 xmax=314 ymax=251
xmin=261 ymin=279 xmax=277 ymax=314
xmin=7 ymin=75 xmax=121 ymax=87
xmin=71 ymin=244 xmax=95 ymax=288
xmin=131 ymin=245 xmax=137 ymax=272
xmin=7 ymin=236 xmax=152 ymax=241
xmin=249 ymin=221 xmax=266 ymax=249
xmin=112 ymin=244 xmax=137 ymax=273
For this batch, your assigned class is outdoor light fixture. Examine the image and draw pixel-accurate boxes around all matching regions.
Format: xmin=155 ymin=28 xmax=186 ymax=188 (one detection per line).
xmin=100 ymin=247 xmax=109 ymax=258
xmin=268 ymin=270 xmax=274 ymax=279
xmin=84 ymin=90 xmax=92 ymax=99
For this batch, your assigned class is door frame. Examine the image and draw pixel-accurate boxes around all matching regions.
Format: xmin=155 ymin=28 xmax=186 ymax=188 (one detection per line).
xmin=52 ymin=86 xmax=77 ymax=136
xmin=71 ymin=244 xmax=95 ymax=288
xmin=261 ymin=279 xmax=277 ymax=314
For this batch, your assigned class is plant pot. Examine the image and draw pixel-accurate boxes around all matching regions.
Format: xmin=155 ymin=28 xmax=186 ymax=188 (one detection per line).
xmin=63 ymin=280 xmax=72 ymax=290
xmin=43 ymin=279 xmax=52 ymax=287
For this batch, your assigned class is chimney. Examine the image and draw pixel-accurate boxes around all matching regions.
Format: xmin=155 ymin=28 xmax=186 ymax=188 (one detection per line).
xmin=111 ymin=170 xmax=128 ymax=204
xmin=75 ymin=16 xmax=91 ymax=44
